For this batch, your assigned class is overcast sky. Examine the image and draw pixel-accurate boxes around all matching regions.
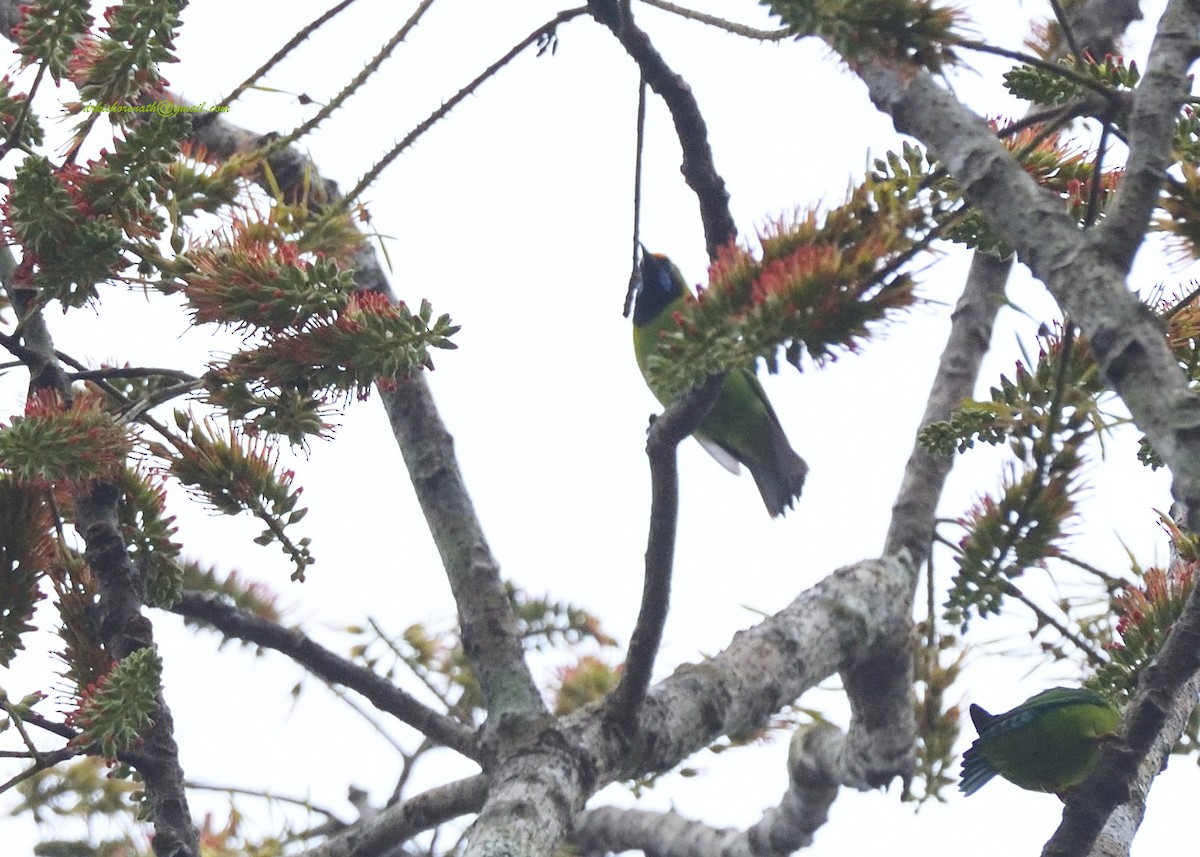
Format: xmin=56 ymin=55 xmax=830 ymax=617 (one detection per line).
xmin=1 ymin=1 xmax=1194 ymax=854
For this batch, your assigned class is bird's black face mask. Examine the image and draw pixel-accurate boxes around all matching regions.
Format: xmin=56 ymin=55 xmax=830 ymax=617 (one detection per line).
xmin=634 ymin=253 xmax=683 ymax=326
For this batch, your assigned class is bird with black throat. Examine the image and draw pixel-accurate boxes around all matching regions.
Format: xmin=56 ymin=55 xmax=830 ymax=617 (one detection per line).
xmin=631 ymin=249 xmax=808 ymax=517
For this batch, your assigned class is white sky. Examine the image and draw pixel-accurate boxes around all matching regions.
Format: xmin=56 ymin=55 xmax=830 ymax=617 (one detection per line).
xmin=0 ymin=1 xmax=1193 ymax=854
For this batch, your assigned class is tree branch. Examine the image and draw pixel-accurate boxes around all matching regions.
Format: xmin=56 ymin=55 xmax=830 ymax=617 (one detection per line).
xmin=378 ymin=377 xmax=547 ymax=726
xmin=75 ymin=483 xmax=199 ymax=857
xmin=884 ymin=252 xmax=1010 ymax=562
xmin=182 ymin=104 xmax=547 ymax=739
xmin=845 ymin=4 xmax=1200 ymax=852
xmin=170 ymin=591 xmax=481 ymax=760
xmin=854 ymin=10 xmax=1200 ymax=531
xmin=587 ymin=0 xmax=738 ymax=255
xmin=572 ymin=554 xmax=917 ymax=788
xmin=1044 ymin=554 xmax=1200 ymax=857
xmin=605 ymin=374 xmax=724 ymax=730
xmin=1097 ymin=0 xmax=1198 ymax=270
xmin=300 ymin=774 xmax=488 ymax=857
xmin=572 ymin=721 xmax=842 ymax=857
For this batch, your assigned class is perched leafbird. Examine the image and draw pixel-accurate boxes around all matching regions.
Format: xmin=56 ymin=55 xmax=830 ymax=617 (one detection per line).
xmin=959 ymin=686 xmax=1121 ymax=797
xmin=632 ymin=251 xmax=808 ymax=517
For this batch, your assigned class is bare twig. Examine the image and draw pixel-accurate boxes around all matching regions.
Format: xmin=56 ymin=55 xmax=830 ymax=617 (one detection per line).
xmin=302 ymin=775 xmax=488 ymax=857
xmin=213 ymin=0 xmax=367 ymax=112
xmin=172 ymin=591 xmax=480 ymax=760
xmin=261 ymin=0 xmax=439 ymax=157
xmin=588 ymin=0 xmax=737 ymax=256
xmin=639 ymin=0 xmax=789 ymax=41
xmin=336 ymin=7 xmax=589 ymax=210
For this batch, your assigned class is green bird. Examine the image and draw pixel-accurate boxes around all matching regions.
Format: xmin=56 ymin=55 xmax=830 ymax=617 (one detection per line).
xmin=959 ymin=687 xmax=1121 ymax=797
xmin=633 ymin=251 xmax=808 ymax=517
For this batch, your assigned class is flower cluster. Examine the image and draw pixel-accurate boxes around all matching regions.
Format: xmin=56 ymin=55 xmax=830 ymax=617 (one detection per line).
xmin=68 ymin=648 xmax=162 ymax=760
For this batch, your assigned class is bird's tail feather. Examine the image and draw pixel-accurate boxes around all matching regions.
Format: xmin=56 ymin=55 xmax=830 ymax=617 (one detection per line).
xmin=748 ymin=436 xmax=808 ymax=518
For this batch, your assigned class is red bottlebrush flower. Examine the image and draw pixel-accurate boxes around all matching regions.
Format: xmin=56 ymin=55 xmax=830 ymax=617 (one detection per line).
xmin=1 ymin=389 xmax=132 ymax=488
xmin=66 ymin=36 xmax=105 ymax=87
xmin=750 ymin=244 xmax=841 ymax=306
xmin=54 ymin=163 xmax=95 ymax=217
xmin=706 ymin=240 xmax=759 ymax=290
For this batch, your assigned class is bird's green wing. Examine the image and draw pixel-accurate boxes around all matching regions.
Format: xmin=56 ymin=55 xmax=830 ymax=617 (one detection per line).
xmin=960 ymin=687 xmax=1119 ymax=796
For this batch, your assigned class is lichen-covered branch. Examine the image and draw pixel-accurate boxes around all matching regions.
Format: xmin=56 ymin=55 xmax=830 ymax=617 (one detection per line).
xmin=571 ymin=721 xmax=841 ymax=857
xmin=846 ymin=3 xmax=1200 ymax=852
xmin=378 ymin=377 xmax=546 ymax=730
xmin=1044 ymin=568 xmax=1200 ymax=857
xmin=572 ymin=554 xmax=917 ymax=785
xmin=1098 ymin=0 xmax=1195 ymax=270
xmin=884 ymin=253 xmax=1011 ymax=561
xmin=300 ymin=775 xmax=488 ymax=857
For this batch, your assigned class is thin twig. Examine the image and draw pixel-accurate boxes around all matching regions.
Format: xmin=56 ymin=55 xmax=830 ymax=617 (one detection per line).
xmin=623 ymin=77 xmax=647 ymax=319
xmin=186 ymin=779 xmax=343 ymax=818
xmin=0 ymin=747 xmax=82 ymax=795
xmin=69 ymin=366 xmax=199 ymax=383
xmin=1001 ymin=581 xmax=1107 ymax=666
xmin=213 ymin=0 xmax=366 ymax=113
xmin=261 ymin=0 xmax=439 ymax=158
xmin=639 ymin=0 xmax=789 ymax=41
xmin=172 ymin=591 xmax=481 ymax=760
xmin=957 ymin=39 xmax=1116 ymax=102
xmin=335 ymin=6 xmax=588 ymax=210
xmin=589 ymin=0 xmax=737 ymax=256
xmin=1048 ymin=0 xmax=1088 ymax=65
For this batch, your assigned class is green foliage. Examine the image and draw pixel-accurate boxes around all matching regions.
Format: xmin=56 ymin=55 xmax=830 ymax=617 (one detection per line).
xmin=1091 ymin=518 xmax=1198 ymax=707
xmin=174 ymin=202 xmax=459 ymax=443
xmin=12 ymin=0 xmax=93 ymax=84
xmin=180 ymin=563 xmax=284 ymax=625
xmin=12 ymin=757 xmax=139 ymax=830
xmin=0 ymin=75 xmax=43 ymax=149
xmin=765 ymin=0 xmax=965 ymax=70
xmin=905 ymin=629 xmax=965 ymax=804
xmin=872 ymin=128 xmax=1121 ymax=258
xmin=4 ymin=155 xmax=125 ymax=306
xmin=948 ymin=465 xmax=1079 ymax=624
xmin=68 ymin=647 xmax=162 ymax=759
xmin=553 ymin=656 xmax=622 ymax=716
xmin=1172 ymin=106 xmax=1200 ymax=167
xmin=166 ymin=414 xmax=313 ymax=580
xmin=1004 ymin=54 xmax=1139 ymax=107
xmin=0 ymin=479 xmax=52 ymax=665
xmin=84 ymin=113 xmax=187 ymax=231
xmin=924 ymin=327 xmax=1116 ymax=627
xmin=0 ymin=390 xmax=133 ymax=488
xmin=65 ymin=0 xmax=184 ymax=109
xmin=117 ymin=468 xmax=183 ymax=609
xmin=508 ymin=584 xmax=619 ymax=649
xmin=921 ymin=325 xmax=1108 ymax=457
xmin=220 ymin=292 xmax=458 ymax=404
xmin=53 ymin=553 xmax=110 ymax=695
